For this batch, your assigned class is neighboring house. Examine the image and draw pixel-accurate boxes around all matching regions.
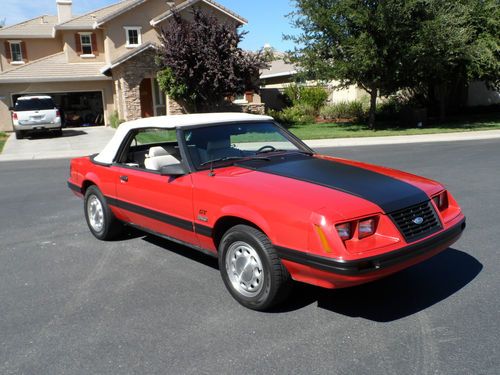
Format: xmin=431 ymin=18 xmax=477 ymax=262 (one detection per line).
xmin=0 ymin=0 xmax=247 ymax=132
xmin=259 ymin=59 xmax=367 ymax=111
xmin=260 ymin=59 xmax=500 ymax=111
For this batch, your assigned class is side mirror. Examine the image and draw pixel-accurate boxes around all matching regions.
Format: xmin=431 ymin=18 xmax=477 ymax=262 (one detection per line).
xmin=160 ymin=164 xmax=187 ymax=176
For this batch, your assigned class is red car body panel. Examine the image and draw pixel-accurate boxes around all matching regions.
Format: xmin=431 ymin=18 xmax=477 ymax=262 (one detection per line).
xmin=68 ymin=149 xmax=465 ymax=290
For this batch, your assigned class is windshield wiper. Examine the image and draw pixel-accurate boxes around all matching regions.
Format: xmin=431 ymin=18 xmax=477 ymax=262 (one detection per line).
xmin=200 ymin=156 xmax=244 ymax=167
xmin=256 ymin=149 xmax=314 ymax=156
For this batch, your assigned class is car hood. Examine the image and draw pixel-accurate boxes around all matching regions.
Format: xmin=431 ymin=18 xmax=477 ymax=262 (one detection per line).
xmin=232 ymin=153 xmax=442 ymax=214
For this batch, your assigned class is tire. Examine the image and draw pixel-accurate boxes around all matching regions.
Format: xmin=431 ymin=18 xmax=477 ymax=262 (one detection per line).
xmin=54 ymin=128 xmax=63 ymax=137
xmin=219 ymin=224 xmax=292 ymax=311
xmin=84 ymin=185 xmax=122 ymax=240
xmin=15 ymin=130 xmax=23 ymax=139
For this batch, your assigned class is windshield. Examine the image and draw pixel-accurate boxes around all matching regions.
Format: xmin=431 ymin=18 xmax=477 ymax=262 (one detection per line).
xmin=15 ymin=98 xmax=56 ymax=111
xmin=183 ymin=121 xmax=309 ymax=169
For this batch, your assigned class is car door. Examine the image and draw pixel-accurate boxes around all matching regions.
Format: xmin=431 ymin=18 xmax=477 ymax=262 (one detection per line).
xmin=113 ymin=128 xmax=198 ymax=246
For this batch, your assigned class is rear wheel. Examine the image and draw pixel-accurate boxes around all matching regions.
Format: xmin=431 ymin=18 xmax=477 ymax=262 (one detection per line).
xmin=55 ymin=128 xmax=63 ymax=137
xmin=15 ymin=130 xmax=23 ymax=139
xmin=84 ymin=185 xmax=122 ymax=240
xmin=219 ymin=224 xmax=292 ymax=311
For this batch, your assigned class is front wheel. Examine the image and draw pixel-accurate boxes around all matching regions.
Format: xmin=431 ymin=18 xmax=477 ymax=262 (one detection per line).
xmin=84 ymin=185 xmax=122 ymax=240
xmin=218 ymin=224 xmax=292 ymax=311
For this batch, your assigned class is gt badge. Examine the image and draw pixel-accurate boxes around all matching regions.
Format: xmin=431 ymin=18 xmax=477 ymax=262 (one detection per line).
xmin=198 ymin=209 xmax=208 ymax=222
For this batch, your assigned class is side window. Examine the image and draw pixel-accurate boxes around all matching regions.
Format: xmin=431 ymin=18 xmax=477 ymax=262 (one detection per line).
xmin=125 ymin=27 xmax=142 ymax=47
xmin=120 ymin=128 xmax=181 ymax=171
xmin=80 ymin=34 xmax=92 ymax=55
xmin=10 ymin=42 xmax=23 ymax=62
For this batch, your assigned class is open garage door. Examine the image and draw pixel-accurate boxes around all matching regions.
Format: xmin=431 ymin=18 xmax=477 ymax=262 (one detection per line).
xmin=12 ymin=91 xmax=104 ymax=127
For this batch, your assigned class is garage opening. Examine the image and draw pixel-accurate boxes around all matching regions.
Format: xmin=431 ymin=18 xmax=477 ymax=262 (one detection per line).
xmin=12 ymin=91 xmax=104 ymax=127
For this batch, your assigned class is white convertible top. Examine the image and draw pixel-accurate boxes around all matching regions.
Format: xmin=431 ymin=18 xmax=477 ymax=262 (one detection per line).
xmin=94 ymin=112 xmax=273 ymax=164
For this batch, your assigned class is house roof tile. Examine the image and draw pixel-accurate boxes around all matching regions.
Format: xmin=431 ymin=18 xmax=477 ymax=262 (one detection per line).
xmin=56 ymin=0 xmax=146 ymax=29
xmin=260 ymin=59 xmax=298 ymax=79
xmin=151 ymin=0 xmax=247 ymax=26
xmin=0 ymin=53 xmax=109 ymax=83
xmin=0 ymin=15 xmax=58 ymax=38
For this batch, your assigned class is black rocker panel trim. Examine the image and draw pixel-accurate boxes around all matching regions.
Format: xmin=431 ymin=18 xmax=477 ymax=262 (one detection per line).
xmin=237 ymin=154 xmax=429 ymax=213
xmin=105 ymin=196 xmax=213 ymax=237
xmin=67 ymin=181 xmax=81 ymax=193
xmin=194 ymin=223 xmax=213 ymax=237
xmin=275 ymin=218 xmax=465 ymax=276
xmin=128 ymin=223 xmax=217 ymax=258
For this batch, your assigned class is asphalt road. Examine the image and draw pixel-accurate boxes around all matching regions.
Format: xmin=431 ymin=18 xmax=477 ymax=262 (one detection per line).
xmin=0 ymin=139 xmax=498 ymax=375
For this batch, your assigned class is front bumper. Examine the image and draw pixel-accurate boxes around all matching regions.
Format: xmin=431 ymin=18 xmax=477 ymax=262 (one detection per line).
xmin=277 ymin=217 xmax=466 ymax=277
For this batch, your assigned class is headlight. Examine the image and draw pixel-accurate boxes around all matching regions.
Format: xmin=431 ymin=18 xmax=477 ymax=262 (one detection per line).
xmin=335 ymin=222 xmax=352 ymax=240
xmin=433 ymin=191 xmax=448 ymax=211
xmin=336 ymin=216 xmax=378 ymax=241
xmin=358 ymin=218 xmax=376 ymax=239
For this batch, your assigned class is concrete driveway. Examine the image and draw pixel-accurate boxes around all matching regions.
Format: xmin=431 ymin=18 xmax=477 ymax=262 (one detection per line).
xmin=0 ymin=126 xmax=116 ymax=161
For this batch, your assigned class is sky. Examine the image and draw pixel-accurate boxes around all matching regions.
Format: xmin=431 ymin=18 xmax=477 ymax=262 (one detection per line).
xmin=1 ymin=0 xmax=300 ymax=52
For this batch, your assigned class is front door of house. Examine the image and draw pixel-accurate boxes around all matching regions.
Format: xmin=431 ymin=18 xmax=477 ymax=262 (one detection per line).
xmin=139 ymin=78 xmax=154 ymax=118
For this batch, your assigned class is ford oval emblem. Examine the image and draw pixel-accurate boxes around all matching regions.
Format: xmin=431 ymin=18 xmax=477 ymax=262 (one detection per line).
xmin=412 ymin=217 xmax=424 ymax=225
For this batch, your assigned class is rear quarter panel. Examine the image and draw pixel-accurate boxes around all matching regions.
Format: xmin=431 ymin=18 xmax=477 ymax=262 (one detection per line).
xmin=69 ymin=156 xmax=117 ymax=201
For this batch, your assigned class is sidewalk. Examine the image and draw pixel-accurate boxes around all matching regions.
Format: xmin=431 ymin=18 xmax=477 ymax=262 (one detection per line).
xmin=1 ymin=127 xmax=500 ymax=162
xmin=305 ymin=129 xmax=500 ymax=148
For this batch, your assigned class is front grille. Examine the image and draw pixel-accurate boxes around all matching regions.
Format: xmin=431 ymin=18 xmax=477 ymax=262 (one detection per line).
xmin=389 ymin=201 xmax=442 ymax=243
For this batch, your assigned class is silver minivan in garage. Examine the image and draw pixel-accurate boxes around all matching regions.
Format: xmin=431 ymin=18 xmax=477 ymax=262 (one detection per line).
xmin=11 ymin=96 xmax=62 ymax=139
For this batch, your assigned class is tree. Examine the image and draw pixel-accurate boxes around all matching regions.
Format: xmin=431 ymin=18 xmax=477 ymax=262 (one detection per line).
xmin=287 ymin=0 xmax=421 ymax=128
xmin=287 ymin=0 xmax=500 ymax=127
xmin=156 ymin=9 xmax=267 ymax=112
xmin=406 ymin=0 xmax=500 ymax=118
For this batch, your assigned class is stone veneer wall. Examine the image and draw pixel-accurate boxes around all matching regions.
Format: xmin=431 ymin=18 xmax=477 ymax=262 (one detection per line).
xmin=111 ymin=49 xmax=158 ymax=121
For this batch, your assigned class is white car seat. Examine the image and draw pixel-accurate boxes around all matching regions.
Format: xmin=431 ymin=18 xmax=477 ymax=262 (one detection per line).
xmin=147 ymin=146 xmax=168 ymax=157
xmin=144 ymin=146 xmax=180 ymax=170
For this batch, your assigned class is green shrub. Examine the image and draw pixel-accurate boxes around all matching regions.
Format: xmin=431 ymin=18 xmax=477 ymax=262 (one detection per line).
xmin=109 ymin=111 xmax=125 ymax=128
xmin=320 ymin=100 xmax=365 ymax=121
xmin=268 ymin=105 xmax=315 ymax=127
xmin=283 ymin=85 xmax=329 ymax=113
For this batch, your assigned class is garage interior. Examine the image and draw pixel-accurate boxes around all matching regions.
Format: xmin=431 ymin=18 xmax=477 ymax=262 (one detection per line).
xmin=12 ymin=91 xmax=104 ymax=127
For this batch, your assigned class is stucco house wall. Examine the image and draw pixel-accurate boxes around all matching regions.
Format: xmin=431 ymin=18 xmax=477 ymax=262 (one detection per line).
xmin=0 ymin=37 xmax=63 ymax=73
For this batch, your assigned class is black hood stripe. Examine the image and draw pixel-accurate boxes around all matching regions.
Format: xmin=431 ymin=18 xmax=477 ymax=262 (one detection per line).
xmin=236 ymin=155 xmax=429 ymax=213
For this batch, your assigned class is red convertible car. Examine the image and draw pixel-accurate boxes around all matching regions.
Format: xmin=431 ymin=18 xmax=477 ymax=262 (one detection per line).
xmin=67 ymin=113 xmax=465 ymax=310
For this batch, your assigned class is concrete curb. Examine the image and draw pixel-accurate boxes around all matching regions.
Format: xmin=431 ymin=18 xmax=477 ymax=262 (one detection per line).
xmin=1 ymin=128 xmax=500 ymax=162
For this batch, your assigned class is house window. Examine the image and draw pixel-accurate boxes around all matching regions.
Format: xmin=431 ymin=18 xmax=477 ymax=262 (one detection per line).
xmin=10 ymin=42 xmax=23 ymax=62
xmin=125 ymin=27 xmax=142 ymax=47
xmin=233 ymin=93 xmax=248 ymax=104
xmin=80 ymin=34 xmax=93 ymax=55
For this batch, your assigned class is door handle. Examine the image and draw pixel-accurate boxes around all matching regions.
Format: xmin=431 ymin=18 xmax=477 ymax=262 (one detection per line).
xmin=120 ymin=175 xmax=128 ymax=182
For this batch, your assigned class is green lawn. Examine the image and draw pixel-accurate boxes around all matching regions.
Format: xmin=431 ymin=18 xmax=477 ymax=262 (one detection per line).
xmin=0 ymin=132 xmax=8 ymax=153
xmin=287 ymin=114 xmax=500 ymax=140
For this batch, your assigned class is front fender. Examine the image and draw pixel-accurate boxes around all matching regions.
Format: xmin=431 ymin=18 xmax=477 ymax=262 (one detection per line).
xmin=218 ymin=204 xmax=274 ymax=242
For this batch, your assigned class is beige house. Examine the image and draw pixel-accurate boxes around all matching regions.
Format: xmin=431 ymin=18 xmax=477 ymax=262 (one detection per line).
xmin=0 ymin=0 xmax=247 ymax=132
xmin=260 ymin=59 xmax=500 ymax=111
xmin=259 ymin=59 xmax=369 ymax=110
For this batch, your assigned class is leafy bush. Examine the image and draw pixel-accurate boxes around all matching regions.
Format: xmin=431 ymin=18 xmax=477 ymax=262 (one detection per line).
xmin=283 ymin=85 xmax=329 ymax=113
xmin=320 ymin=100 xmax=365 ymax=121
xmin=109 ymin=111 xmax=125 ymax=128
xmin=268 ymin=105 xmax=315 ymax=127
xmin=376 ymin=96 xmax=405 ymax=119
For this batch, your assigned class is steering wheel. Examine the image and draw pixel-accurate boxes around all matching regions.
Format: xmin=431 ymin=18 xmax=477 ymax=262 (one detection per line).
xmin=256 ymin=145 xmax=276 ymax=153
